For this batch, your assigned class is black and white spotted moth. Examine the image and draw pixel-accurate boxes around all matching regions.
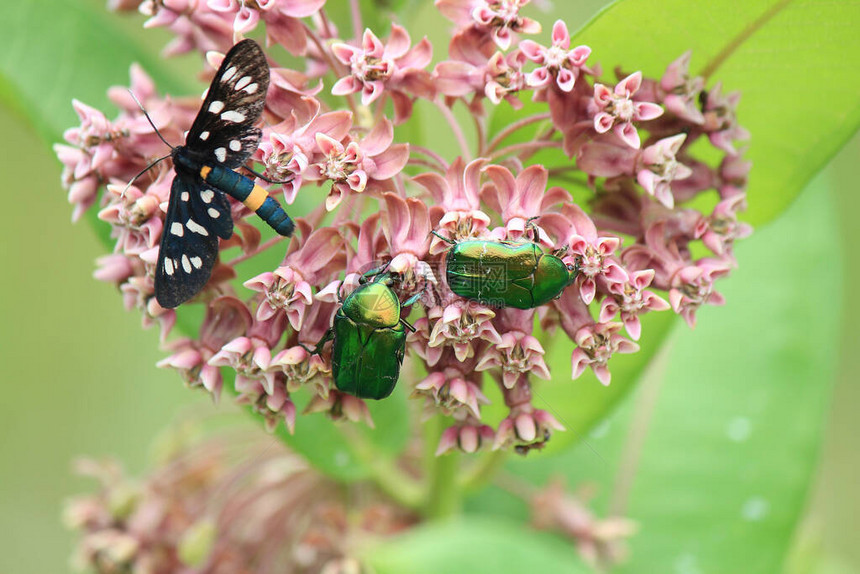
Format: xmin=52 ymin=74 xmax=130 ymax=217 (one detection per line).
xmin=155 ymin=39 xmax=294 ymax=309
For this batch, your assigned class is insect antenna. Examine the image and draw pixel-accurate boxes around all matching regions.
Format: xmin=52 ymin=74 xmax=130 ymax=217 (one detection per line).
xmin=127 ymin=89 xmax=175 ymax=151
xmin=122 ymin=153 xmax=172 ymax=198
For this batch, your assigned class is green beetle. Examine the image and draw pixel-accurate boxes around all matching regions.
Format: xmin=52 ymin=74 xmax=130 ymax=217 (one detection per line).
xmin=308 ymin=270 xmax=421 ymax=400
xmin=434 ymin=229 xmax=579 ymax=310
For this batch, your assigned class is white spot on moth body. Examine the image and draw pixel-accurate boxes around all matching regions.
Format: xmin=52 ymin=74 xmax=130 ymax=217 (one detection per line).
xmin=181 ymin=192 xmax=189 ymax=202
xmin=164 ymin=258 xmax=174 ymax=275
xmin=214 ymin=147 xmax=227 ymax=162
xmin=221 ymin=110 xmax=246 ymax=123
xmin=243 ymin=83 xmax=258 ymax=94
xmin=170 ymin=222 xmax=184 ymax=237
xmin=200 ymin=190 xmax=215 ymax=203
xmin=181 ymin=254 xmax=192 ymax=274
xmin=207 ymin=208 xmax=221 ymax=218
xmin=208 ymin=100 xmax=225 ymax=114
xmin=190 ymin=256 xmax=203 ymax=269
xmin=229 ymin=140 xmax=241 ymax=151
xmin=199 ymin=131 xmax=210 ymax=141
xmin=186 ymin=219 xmax=209 ymax=236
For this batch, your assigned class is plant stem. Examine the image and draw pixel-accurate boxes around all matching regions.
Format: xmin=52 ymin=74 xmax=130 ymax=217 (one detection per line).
xmin=422 ymin=415 xmax=461 ymax=519
xmin=488 ymin=140 xmax=559 ymax=161
xmin=434 ymin=99 xmax=472 ymax=161
xmin=486 ymin=112 xmax=551 ymax=152
xmin=340 ymin=426 xmax=423 ymax=510
xmin=460 ymin=449 xmax=508 ymax=493
xmin=348 ymin=0 xmax=363 ymax=41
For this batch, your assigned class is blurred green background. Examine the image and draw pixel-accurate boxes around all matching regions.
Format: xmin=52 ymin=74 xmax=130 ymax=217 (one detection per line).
xmin=1 ymin=1 xmax=858 ymax=573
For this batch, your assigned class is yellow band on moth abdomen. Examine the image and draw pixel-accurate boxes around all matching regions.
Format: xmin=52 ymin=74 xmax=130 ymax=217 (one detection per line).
xmin=199 ymin=166 xmax=212 ymax=179
xmin=243 ymin=184 xmax=268 ymax=211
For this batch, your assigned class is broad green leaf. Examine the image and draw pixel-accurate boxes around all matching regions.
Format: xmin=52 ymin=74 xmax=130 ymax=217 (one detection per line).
xmin=0 ymin=0 xmax=190 ymax=144
xmin=467 ymin=141 xmax=842 ymax=572
xmin=364 ymin=516 xmax=593 ymax=574
xmin=571 ymin=0 xmax=860 ymax=226
xmin=612 ymin=161 xmax=842 ymax=573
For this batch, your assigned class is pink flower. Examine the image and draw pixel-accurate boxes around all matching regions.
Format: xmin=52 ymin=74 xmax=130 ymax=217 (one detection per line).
xmin=698 ymin=194 xmax=753 ymax=255
xmin=565 ymin=204 xmax=628 ymax=304
xmin=591 ymin=72 xmax=664 ymax=149
xmin=434 ymin=29 xmax=528 ymax=107
xmin=520 ymin=20 xmax=591 ymax=92
xmin=427 ymin=303 xmax=503 ymax=362
xmin=305 ymin=390 xmax=374 ymax=427
xmin=476 ymin=330 xmax=550 ymax=388
xmin=437 ymin=422 xmax=496 ymax=454
xmin=481 ymin=164 xmax=570 ymax=242
xmin=414 ymin=157 xmax=491 ymax=253
xmin=669 ymin=259 xmax=732 ymax=328
xmin=659 ymin=51 xmax=705 ymax=124
xmin=636 ymin=134 xmax=694 ymax=208
xmin=598 ymin=270 xmax=670 ymax=340
xmin=308 ymin=119 xmax=408 ymax=211
xmin=244 ymin=227 xmax=345 ymax=330
xmin=415 ymin=368 xmax=489 ymax=418
xmin=495 ymin=406 xmax=564 ymax=453
xmin=437 ymin=0 xmax=541 ymax=50
xmin=382 ymin=193 xmax=431 ymax=277
xmin=701 ymin=82 xmax=750 ymax=154
xmin=571 ymin=322 xmax=639 ymax=385
xmin=332 ymin=25 xmax=433 ymax=122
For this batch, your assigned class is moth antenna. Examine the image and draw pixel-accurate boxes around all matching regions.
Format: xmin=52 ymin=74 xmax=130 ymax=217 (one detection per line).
xmin=121 ymin=153 xmax=171 ymax=199
xmin=128 ymin=89 xmax=175 ymax=151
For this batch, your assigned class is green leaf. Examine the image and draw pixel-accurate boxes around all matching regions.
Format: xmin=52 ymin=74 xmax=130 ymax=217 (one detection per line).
xmin=364 ymin=516 xmax=593 ymax=574
xmin=571 ymin=0 xmax=860 ymax=226
xmin=0 ymin=0 xmax=190 ymax=144
xmin=611 ymin=166 xmax=842 ymax=573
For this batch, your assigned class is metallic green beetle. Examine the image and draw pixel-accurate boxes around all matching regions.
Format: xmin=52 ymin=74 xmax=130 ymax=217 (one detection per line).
xmin=308 ymin=271 xmax=421 ymax=400
xmin=434 ymin=230 xmax=579 ymax=310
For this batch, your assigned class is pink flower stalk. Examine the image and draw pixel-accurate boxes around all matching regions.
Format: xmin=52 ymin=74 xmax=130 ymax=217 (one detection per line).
xmin=332 ymin=25 xmax=434 ymax=122
xmin=520 ymin=20 xmax=591 ymax=92
xmin=591 ymin=71 xmax=664 ymax=149
xmin=436 ymin=0 xmax=541 ymax=50
xmin=60 ymin=2 xmax=751 ymax=456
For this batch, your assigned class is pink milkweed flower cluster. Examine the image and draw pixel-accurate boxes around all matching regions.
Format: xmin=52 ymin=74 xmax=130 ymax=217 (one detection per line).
xmin=56 ymin=1 xmax=751 ymax=458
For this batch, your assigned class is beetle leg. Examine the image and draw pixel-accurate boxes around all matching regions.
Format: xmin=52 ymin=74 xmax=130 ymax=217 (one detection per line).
xmin=300 ymin=328 xmax=334 ymax=355
xmin=359 ymin=262 xmax=392 ymax=285
xmin=430 ymin=230 xmax=456 ymax=245
xmin=524 ymin=216 xmax=542 ymax=243
xmin=401 ymin=291 xmax=424 ymax=308
xmin=399 ymin=317 xmax=417 ymax=333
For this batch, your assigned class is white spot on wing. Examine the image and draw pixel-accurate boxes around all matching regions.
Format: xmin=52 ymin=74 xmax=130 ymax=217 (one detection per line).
xmin=200 ymin=190 xmax=214 ymax=203
xmin=170 ymin=222 xmax=184 ymax=237
xmin=181 ymin=192 xmax=189 ymax=201
xmin=186 ymin=219 xmax=209 ymax=236
xmin=208 ymin=207 xmax=220 ymax=218
xmin=229 ymin=140 xmax=241 ymax=151
xmin=234 ymin=75 xmax=252 ymax=91
xmin=164 ymin=258 xmax=174 ymax=276
xmin=214 ymin=147 xmax=227 ymax=162
xmin=181 ymin=254 xmax=192 ymax=274
xmin=199 ymin=131 xmax=210 ymax=141
xmin=221 ymin=66 xmax=237 ymax=83
xmin=208 ymin=100 xmax=225 ymax=114
xmin=221 ymin=110 xmax=246 ymax=123
xmin=242 ymin=83 xmax=258 ymax=94
xmin=190 ymin=256 xmax=203 ymax=269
